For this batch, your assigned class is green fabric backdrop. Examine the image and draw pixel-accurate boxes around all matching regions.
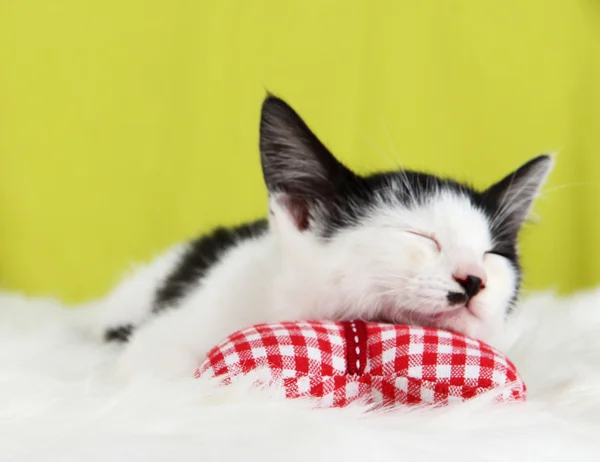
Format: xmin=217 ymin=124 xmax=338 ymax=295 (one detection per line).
xmin=0 ymin=0 xmax=599 ymax=302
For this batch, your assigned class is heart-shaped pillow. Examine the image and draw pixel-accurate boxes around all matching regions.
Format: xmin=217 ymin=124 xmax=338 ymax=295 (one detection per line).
xmin=195 ymin=320 xmax=526 ymax=407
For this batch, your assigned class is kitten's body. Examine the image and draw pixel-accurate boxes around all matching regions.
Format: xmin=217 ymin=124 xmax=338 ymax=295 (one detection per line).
xmin=87 ymin=96 xmax=553 ymax=380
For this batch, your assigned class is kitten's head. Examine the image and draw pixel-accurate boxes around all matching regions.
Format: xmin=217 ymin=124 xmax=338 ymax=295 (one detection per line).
xmin=259 ymin=95 xmax=553 ymax=342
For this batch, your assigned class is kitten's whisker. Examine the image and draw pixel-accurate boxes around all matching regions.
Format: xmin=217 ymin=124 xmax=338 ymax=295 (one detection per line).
xmin=355 ymin=130 xmax=402 ymax=171
xmin=538 ymin=181 xmax=596 ymax=196
xmin=381 ymin=120 xmax=418 ymax=207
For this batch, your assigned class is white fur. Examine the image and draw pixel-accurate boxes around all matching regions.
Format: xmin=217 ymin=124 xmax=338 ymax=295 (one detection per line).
xmin=2 ymin=289 xmax=600 ymax=461
xmin=81 ymin=187 xmax=521 ymax=381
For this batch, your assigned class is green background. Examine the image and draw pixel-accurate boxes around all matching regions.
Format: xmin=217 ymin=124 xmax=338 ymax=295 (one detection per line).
xmin=0 ymin=1 xmax=599 ymax=302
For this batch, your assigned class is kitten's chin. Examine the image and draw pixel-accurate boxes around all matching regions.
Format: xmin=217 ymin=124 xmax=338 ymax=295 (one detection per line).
xmin=375 ymin=302 xmax=492 ymax=341
xmin=435 ymin=309 xmax=501 ymax=342
xmin=373 ymin=303 xmax=453 ymax=328
xmin=414 ymin=307 xmax=471 ymax=332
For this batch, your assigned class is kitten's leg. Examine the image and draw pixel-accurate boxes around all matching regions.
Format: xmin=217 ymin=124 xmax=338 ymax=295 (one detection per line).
xmin=73 ymin=244 xmax=186 ymax=342
xmin=113 ymin=293 xmax=241 ymax=380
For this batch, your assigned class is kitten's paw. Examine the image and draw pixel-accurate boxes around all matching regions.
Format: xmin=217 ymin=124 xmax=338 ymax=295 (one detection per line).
xmin=114 ymin=321 xmax=202 ymax=381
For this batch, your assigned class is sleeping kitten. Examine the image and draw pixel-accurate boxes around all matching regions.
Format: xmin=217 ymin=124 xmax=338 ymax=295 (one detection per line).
xmin=87 ymin=95 xmax=553 ymax=380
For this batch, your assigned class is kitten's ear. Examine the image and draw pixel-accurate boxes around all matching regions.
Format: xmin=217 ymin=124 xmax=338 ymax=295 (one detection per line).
xmin=259 ymin=94 xmax=354 ymax=230
xmin=483 ymin=154 xmax=554 ymax=234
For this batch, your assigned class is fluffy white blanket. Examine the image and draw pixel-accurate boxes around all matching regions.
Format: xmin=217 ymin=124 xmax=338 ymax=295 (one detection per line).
xmin=2 ymin=290 xmax=600 ymax=461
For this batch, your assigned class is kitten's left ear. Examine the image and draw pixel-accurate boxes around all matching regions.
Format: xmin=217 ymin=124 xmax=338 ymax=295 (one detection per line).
xmin=259 ymin=94 xmax=356 ymax=231
xmin=483 ymin=155 xmax=554 ymax=233
xmin=259 ymin=94 xmax=354 ymax=199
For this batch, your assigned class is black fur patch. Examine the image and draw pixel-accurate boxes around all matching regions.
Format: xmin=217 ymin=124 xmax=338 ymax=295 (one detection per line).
xmin=152 ymin=219 xmax=268 ymax=314
xmin=447 ymin=291 xmax=468 ymax=306
xmin=104 ymin=324 xmax=134 ymax=343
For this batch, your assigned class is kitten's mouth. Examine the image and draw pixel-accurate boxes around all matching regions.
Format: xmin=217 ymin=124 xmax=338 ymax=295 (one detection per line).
xmin=433 ymin=308 xmax=462 ymax=320
xmin=444 ymin=291 xmax=480 ymax=319
xmin=433 ymin=300 xmax=480 ymax=323
xmin=376 ymin=297 xmax=478 ymax=327
xmin=432 ymin=306 xmax=466 ymax=322
xmin=413 ymin=299 xmax=481 ymax=328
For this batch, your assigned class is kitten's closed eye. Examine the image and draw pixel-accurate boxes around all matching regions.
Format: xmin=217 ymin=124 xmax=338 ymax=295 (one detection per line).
xmin=406 ymin=230 xmax=442 ymax=252
xmin=485 ymin=250 xmax=510 ymax=259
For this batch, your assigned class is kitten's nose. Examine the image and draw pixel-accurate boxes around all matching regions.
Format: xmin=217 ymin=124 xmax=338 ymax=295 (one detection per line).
xmin=453 ymin=262 xmax=486 ymax=299
xmin=454 ymin=275 xmax=484 ymax=298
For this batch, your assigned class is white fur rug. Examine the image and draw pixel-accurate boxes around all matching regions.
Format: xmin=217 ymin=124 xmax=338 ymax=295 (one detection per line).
xmin=2 ymin=290 xmax=600 ymax=461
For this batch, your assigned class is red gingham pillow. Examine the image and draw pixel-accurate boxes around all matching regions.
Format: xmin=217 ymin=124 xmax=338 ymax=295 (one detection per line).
xmin=195 ymin=320 xmax=526 ymax=407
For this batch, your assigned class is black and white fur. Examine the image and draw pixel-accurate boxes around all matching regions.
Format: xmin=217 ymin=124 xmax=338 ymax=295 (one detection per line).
xmin=89 ymin=95 xmax=553 ymax=380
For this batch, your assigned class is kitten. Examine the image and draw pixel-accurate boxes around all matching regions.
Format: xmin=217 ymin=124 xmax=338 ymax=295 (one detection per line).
xmin=88 ymin=95 xmax=553 ymax=380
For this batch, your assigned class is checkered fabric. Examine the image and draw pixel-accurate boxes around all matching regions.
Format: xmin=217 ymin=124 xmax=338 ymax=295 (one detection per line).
xmin=195 ymin=320 xmax=526 ymax=407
